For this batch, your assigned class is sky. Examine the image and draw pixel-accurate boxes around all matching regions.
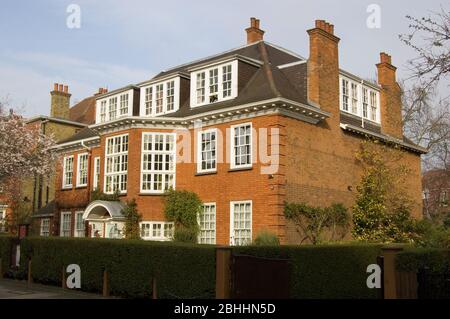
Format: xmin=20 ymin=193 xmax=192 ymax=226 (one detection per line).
xmin=0 ymin=0 xmax=447 ymax=116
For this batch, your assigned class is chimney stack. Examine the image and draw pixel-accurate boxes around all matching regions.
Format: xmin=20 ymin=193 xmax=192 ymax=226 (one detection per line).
xmin=246 ymin=17 xmax=265 ymax=44
xmin=307 ymin=19 xmax=340 ymax=126
xmin=50 ymin=83 xmax=71 ymax=119
xmin=376 ymin=52 xmax=403 ymax=139
xmin=94 ymin=87 xmax=108 ymax=96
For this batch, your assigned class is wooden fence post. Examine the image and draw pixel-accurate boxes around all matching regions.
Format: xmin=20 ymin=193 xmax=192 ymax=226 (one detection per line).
xmin=102 ymin=270 xmax=110 ymax=297
xmin=216 ymin=246 xmax=232 ymax=299
xmin=27 ymin=259 xmax=32 ymax=287
xmin=382 ymin=245 xmax=418 ymax=299
xmin=152 ymin=278 xmax=157 ymax=299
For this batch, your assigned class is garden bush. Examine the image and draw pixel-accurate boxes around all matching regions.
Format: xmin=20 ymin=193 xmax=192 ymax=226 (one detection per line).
xmin=233 ymin=243 xmax=383 ymax=299
xmin=0 ymin=235 xmax=14 ymax=276
xmin=19 ymin=237 xmax=216 ymax=299
xmin=396 ymin=248 xmax=450 ymax=299
xmin=253 ymin=230 xmax=280 ymax=246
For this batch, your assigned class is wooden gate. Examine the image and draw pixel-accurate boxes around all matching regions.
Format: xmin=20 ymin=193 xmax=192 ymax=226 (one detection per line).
xmin=231 ymin=254 xmax=290 ymax=299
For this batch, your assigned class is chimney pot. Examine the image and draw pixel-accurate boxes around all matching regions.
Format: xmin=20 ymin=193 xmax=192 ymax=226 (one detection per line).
xmin=314 ymin=19 xmax=334 ymax=35
xmin=246 ymin=17 xmax=265 ymax=44
xmin=63 ymin=85 xmax=68 ymax=93
xmin=380 ymin=52 xmax=392 ymax=64
xmin=58 ymin=84 xmax=63 ymax=92
xmin=53 ymin=83 xmax=58 ymax=91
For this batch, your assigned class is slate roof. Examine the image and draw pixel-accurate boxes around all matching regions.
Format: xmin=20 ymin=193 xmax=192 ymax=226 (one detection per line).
xmin=31 ymin=200 xmax=56 ymax=218
xmin=58 ymin=127 xmax=99 ymax=144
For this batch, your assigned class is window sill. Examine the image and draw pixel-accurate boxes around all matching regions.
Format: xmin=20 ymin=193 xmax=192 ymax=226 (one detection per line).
xmin=195 ymin=171 xmax=217 ymax=176
xmin=138 ymin=192 xmax=167 ymax=197
xmin=228 ymin=166 xmax=253 ymax=173
xmin=75 ymin=186 xmax=88 ymax=189
xmin=61 ymin=187 xmax=73 ymax=191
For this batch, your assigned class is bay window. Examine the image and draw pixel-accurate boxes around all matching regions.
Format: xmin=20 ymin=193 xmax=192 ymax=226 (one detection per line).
xmin=141 ymin=133 xmax=176 ymax=193
xmin=104 ymin=134 xmax=128 ymax=194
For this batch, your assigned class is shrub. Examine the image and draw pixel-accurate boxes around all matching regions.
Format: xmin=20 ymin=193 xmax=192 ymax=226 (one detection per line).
xmin=19 ymin=237 xmax=216 ymax=298
xmin=90 ymin=189 xmax=120 ymax=202
xmin=253 ymin=230 xmax=280 ymax=246
xmin=414 ymin=220 xmax=450 ymax=249
xmin=174 ymin=226 xmax=197 ymax=243
xmin=164 ymin=189 xmax=202 ymax=239
xmin=122 ymin=199 xmax=142 ymax=239
xmin=284 ymin=202 xmax=350 ymax=244
xmin=396 ymin=248 xmax=450 ymax=299
xmin=0 ymin=235 xmax=14 ymax=275
xmin=233 ymin=244 xmax=383 ymax=299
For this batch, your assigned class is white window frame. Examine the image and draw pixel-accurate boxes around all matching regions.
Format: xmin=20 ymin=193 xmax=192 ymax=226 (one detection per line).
xmin=40 ymin=218 xmax=50 ymax=237
xmin=197 ymin=129 xmax=217 ymax=173
xmin=230 ymin=122 xmax=253 ymax=169
xmin=74 ymin=211 xmax=85 ymax=237
xmin=140 ymin=221 xmax=174 ymax=241
xmin=339 ymin=75 xmax=380 ymax=124
xmin=93 ymin=157 xmax=100 ymax=190
xmin=95 ymin=90 xmax=134 ymax=124
xmin=140 ymin=132 xmax=176 ymax=194
xmin=76 ymin=153 xmax=89 ymax=187
xmin=139 ymin=77 xmax=180 ymax=117
xmin=62 ymin=155 xmax=74 ymax=189
xmin=119 ymin=93 xmax=129 ymax=116
xmin=230 ymin=200 xmax=252 ymax=246
xmin=198 ymin=203 xmax=216 ymax=244
xmin=60 ymin=211 xmax=72 ymax=237
xmin=104 ymin=134 xmax=128 ymax=194
xmin=190 ymin=60 xmax=238 ymax=108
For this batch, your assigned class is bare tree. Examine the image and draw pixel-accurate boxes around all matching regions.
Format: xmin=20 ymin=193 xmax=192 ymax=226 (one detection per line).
xmin=400 ymin=8 xmax=450 ymax=172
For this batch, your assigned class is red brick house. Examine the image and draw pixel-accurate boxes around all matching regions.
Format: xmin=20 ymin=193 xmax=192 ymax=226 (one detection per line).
xmin=422 ymin=168 xmax=450 ymax=221
xmin=35 ymin=18 xmax=426 ymax=244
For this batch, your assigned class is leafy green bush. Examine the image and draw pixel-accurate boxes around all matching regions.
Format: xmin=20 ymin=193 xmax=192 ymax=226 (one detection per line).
xmin=174 ymin=226 xmax=197 ymax=243
xmin=19 ymin=237 xmax=215 ymax=298
xmin=253 ymin=230 xmax=280 ymax=246
xmin=122 ymin=199 xmax=142 ymax=239
xmin=284 ymin=202 xmax=350 ymax=244
xmin=414 ymin=220 xmax=450 ymax=249
xmin=90 ymin=189 xmax=120 ymax=201
xmin=0 ymin=235 xmax=14 ymax=276
xmin=396 ymin=248 xmax=450 ymax=299
xmin=234 ymin=244 xmax=383 ymax=299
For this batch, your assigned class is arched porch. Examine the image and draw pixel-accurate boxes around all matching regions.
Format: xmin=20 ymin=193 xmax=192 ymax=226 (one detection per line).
xmin=83 ymin=200 xmax=126 ymax=239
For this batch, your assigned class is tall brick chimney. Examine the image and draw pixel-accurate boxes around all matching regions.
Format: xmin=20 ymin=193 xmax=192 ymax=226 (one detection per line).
xmin=376 ymin=52 xmax=403 ymax=139
xmin=50 ymin=83 xmax=71 ymax=119
xmin=246 ymin=17 xmax=265 ymax=44
xmin=307 ymin=20 xmax=340 ymax=126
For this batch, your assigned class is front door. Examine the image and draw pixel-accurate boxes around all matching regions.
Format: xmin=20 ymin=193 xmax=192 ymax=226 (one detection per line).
xmin=90 ymin=222 xmax=104 ymax=238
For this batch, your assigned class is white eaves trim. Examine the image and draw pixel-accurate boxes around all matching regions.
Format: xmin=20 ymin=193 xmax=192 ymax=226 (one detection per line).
xmin=53 ymin=136 xmax=100 ymax=150
xmin=340 ymin=123 xmax=428 ymax=154
xmin=26 ymin=116 xmax=88 ymax=127
xmin=278 ymin=60 xmax=307 ymax=69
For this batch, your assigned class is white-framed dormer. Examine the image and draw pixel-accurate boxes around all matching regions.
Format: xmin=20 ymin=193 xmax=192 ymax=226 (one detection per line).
xmin=190 ymin=59 xmax=239 ymax=108
xmin=139 ymin=76 xmax=181 ymax=117
xmin=339 ymin=72 xmax=381 ymax=124
xmin=96 ymin=88 xmax=134 ymax=124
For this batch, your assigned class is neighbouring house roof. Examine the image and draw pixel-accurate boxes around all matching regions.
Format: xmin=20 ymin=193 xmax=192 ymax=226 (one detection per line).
xmin=31 ymin=200 xmax=56 ymax=218
xmin=69 ymin=96 xmax=97 ymax=124
xmin=58 ymin=127 xmax=99 ymax=144
xmin=25 ymin=115 xmax=88 ymax=128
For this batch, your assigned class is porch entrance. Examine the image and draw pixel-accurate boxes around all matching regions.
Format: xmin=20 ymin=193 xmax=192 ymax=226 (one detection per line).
xmin=83 ymin=200 xmax=125 ymax=239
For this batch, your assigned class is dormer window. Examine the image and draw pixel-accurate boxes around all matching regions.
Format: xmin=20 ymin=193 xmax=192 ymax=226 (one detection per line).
xmin=190 ymin=60 xmax=238 ymax=107
xmin=339 ymin=74 xmax=380 ymax=123
xmin=139 ymin=77 xmax=180 ymax=117
xmin=96 ymin=89 xmax=134 ymax=124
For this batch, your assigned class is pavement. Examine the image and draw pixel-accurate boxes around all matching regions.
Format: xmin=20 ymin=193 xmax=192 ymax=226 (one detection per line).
xmin=0 ymin=278 xmax=108 ymax=299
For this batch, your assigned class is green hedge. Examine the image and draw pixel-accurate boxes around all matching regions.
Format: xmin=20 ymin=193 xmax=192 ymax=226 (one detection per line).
xmin=19 ymin=237 xmax=216 ymax=299
xmin=233 ymin=244 xmax=383 ymax=299
xmin=0 ymin=235 xmax=14 ymax=275
xmin=396 ymin=248 xmax=450 ymax=299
